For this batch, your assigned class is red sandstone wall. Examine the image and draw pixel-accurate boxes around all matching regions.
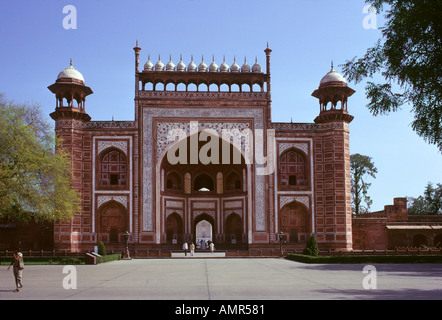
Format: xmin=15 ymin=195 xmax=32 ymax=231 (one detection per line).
xmin=352 ymin=218 xmax=388 ymax=250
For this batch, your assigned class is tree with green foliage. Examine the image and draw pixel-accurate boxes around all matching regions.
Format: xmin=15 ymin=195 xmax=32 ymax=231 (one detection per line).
xmin=408 ymin=182 xmax=442 ymax=215
xmin=351 ymin=153 xmax=378 ymax=215
xmin=303 ymin=235 xmax=319 ymax=257
xmin=341 ymin=0 xmax=442 ymax=151
xmin=0 ymin=95 xmax=80 ymax=222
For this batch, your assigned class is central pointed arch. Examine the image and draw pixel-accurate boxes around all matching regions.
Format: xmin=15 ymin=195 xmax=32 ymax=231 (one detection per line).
xmin=155 ymin=128 xmax=252 ymax=245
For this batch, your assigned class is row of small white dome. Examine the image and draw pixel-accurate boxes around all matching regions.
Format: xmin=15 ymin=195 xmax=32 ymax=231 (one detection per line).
xmin=144 ymin=55 xmax=262 ymax=73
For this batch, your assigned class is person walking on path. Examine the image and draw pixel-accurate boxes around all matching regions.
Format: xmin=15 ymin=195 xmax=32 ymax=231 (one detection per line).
xmin=190 ymin=243 xmax=195 ymax=256
xmin=210 ymin=242 xmax=215 ymax=254
xmin=7 ymin=249 xmax=24 ymax=292
xmin=182 ymin=242 xmax=188 ymax=256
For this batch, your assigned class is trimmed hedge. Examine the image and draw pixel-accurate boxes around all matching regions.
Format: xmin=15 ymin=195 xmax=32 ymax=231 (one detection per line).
xmin=286 ymin=254 xmax=442 ymax=264
xmin=97 ymin=253 xmax=121 ymax=263
xmin=0 ymin=256 xmax=85 ymax=265
xmin=1 ymin=253 xmax=121 ymax=265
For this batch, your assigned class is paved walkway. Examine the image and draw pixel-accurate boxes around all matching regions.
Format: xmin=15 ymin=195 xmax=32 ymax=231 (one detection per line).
xmin=1 ymin=258 xmax=441 ymax=300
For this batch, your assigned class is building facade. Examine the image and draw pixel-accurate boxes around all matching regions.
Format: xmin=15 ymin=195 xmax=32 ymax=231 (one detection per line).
xmin=353 ymin=197 xmax=442 ymax=250
xmin=48 ymin=44 xmax=355 ymax=252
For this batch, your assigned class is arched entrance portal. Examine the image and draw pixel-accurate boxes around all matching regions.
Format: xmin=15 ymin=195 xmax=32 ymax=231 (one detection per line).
xmin=166 ymin=213 xmax=183 ymax=243
xmin=97 ymin=201 xmax=127 ymax=243
xmin=194 ymin=214 xmax=215 ymax=249
xmin=280 ymin=201 xmax=310 ymax=243
xmin=159 ymin=131 xmax=250 ymax=248
xmin=226 ymin=213 xmax=243 ymax=244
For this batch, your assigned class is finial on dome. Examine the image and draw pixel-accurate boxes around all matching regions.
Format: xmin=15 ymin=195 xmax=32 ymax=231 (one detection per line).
xmin=70 ymin=57 xmax=72 ymax=67
xmin=267 ymin=41 xmax=269 ymax=48
xmin=331 ymin=60 xmax=334 ymax=70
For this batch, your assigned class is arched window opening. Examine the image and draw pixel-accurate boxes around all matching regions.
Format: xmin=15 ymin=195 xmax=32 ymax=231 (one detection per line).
xmin=209 ymin=83 xmax=218 ymax=92
xmin=231 ymin=83 xmax=240 ymax=92
xmin=176 ymin=83 xmax=186 ymax=91
xmin=144 ymin=82 xmax=154 ymax=91
xmin=220 ymin=83 xmax=229 ymax=92
xmin=225 ymin=172 xmax=241 ymax=191
xmin=198 ymin=83 xmax=208 ymax=92
xmin=194 ymin=174 xmax=214 ymax=192
xmin=165 ymin=82 xmax=175 ymax=91
xmin=166 ymin=172 xmax=182 ymax=191
xmin=279 ymin=149 xmax=307 ymax=188
xmin=252 ymin=83 xmax=261 ymax=92
xmin=187 ymin=83 xmax=197 ymax=92
xmin=99 ymin=149 xmax=127 ymax=186
xmin=155 ymin=82 xmax=165 ymax=91
xmin=241 ymin=83 xmax=251 ymax=92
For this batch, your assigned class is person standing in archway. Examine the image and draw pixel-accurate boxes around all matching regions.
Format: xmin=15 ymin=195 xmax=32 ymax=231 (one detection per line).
xmin=210 ymin=242 xmax=215 ymax=254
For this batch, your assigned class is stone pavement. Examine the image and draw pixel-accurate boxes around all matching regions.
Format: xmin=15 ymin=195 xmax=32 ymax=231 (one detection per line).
xmin=1 ymin=258 xmax=441 ymax=300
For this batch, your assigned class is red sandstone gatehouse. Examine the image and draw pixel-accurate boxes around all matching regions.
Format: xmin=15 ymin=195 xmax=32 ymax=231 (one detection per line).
xmin=47 ymin=43 xmax=355 ymax=252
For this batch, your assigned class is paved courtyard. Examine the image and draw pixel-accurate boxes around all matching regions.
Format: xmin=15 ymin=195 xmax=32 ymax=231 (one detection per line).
xmin=1 ymin=258 xmax=441 ymax=300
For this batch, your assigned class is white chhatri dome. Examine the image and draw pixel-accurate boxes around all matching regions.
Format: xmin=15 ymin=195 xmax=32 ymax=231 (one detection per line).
xmin=209 ymin=55 xmax=218 ymax=72
xmin=177 ymin=54 xmax=186 ymax=72
xmin=241 ymin=57 xmax=250 ymax=72
xmin=320 ymin=63 xmax=347 ymax=86
xmin=198 ymin=56 xmax=208 ymax=72
xmin=220 ymin=56 xmax=229 ymax=72
xmin=166 ymin=55 xmax=175 ymax=71
xmin=155 ymin=55 xmax=165 ymax=71
xmin=188 ymin=55 xmax=197 ymax=72
xmin=144 ymin=55 xmax=154 ymax=71
xmin=230 ymin=57 xmax=240 ymax=73
xmin=252 ymin=57 xmax=261 ymax=73
xmin=57 ymin=59 xmax=85 ymax=82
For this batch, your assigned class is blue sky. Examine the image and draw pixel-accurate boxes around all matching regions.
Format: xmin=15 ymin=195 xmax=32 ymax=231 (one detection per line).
xmin=0 ymin=0 xmax=440 ymax=211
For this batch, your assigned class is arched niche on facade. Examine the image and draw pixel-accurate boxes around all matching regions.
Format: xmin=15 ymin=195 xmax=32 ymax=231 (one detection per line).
xmin=279 ymin=201 xmax=310 ymax=244
xmin=166 ymin=171 xmax=182 ymax=191
xmin=194 ymin=173 xmax=214 ymax=192
xmin=278 ymin=148 xmax=309 ymax=190
xmin=97 ymin=201 xmax=127 ymax=243
xmin=225 ymin=171 xmax=241 ymax=191
xmin=98 ymin=148 xmax=127 ymax=189
xmin=166 ymin=212 xmax=183 ymax=243
xmin=225 ymin=213 xmax=243 ymax=244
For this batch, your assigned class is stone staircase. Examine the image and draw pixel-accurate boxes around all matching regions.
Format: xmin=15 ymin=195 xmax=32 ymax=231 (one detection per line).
xmin=170 ymin=251 xmax=226 ymax=258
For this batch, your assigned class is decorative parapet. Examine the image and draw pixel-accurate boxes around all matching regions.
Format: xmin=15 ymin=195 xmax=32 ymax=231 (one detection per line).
xmin=138 ymin=90 xmax=268 ymax=100
xmin=270 ymin=122 xmax=348 ymax=132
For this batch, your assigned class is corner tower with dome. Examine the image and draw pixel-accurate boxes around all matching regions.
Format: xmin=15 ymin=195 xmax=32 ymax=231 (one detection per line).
xmin=47 ymin=44 xmax=356 ymax=253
